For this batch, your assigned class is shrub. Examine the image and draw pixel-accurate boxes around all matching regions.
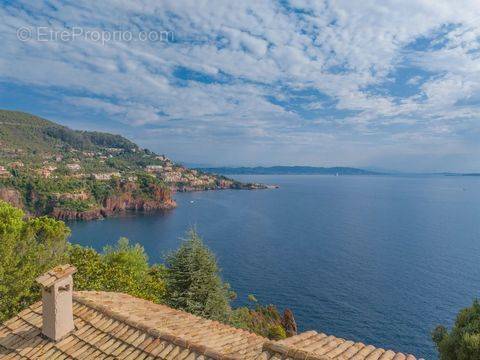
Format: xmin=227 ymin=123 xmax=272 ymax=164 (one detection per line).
xmin=433 ymin=300 xmax=480 ymax=360
xmin=68 ymin=238 xmax=166 ymax=303
xmin=268 ymin=324 xmax=287 ymax=340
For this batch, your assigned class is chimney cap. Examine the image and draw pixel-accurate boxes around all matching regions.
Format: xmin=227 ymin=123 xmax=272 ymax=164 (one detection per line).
xmin=36 ymin=264 xmax=77 ymax=288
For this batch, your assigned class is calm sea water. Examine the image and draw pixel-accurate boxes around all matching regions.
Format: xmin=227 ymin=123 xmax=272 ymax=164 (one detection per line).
xmin=68 ymin=175 xmax=480 ymax=359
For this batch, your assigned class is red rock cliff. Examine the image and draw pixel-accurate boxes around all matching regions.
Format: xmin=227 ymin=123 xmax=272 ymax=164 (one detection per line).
xmin=52 ymin=182 xmax=176 ymax=221
xmin=0 ymin=187 xmax=24 ymax=209
xmin=103 ymin=182 xmax=176 ymax=215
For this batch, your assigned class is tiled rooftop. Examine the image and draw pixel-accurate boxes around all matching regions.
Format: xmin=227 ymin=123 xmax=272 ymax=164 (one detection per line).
xmin=259 ymin=331 xmax=417 ymax=360
xmin=0 ymin=291 xmax=418 ymax=359
xmin=35 ymin=264 xmax=77 ymax=288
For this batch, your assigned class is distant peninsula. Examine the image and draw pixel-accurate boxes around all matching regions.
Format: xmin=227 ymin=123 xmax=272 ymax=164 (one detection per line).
xmin=196 ymin=166 xmax=382 ymax=175
xmin=0 ymin=110 xmax=265 ymax=220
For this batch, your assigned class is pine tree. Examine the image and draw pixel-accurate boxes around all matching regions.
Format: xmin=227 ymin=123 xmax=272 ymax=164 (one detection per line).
xmin=165 ymin=229 xmax=232 ymax=321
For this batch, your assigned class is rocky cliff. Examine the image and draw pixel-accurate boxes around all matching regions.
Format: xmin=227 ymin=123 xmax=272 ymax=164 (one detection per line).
xmin=51 ymin=182 xmax=176 ymax=221
xmin=0 ymin=181 xmax=176 ymax=221
xmin=50 ymin=208 xmax=105 ymax=221
xmin=0 ymin=187 xmax=23 ymax=209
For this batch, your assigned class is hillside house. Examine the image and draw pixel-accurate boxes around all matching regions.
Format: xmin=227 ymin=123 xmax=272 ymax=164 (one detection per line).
xmin=162 ymin=171 xmax=183 ymax=183
xmin=54 ymin=192 xmax=89 ymax=201
xmin=0 ymin=166 xmax=11 ymax=178
xmin=146 ymin=165 xmax=164 ymax=173
xmin=9 ymin=161 xmax=24 ymax=169
xmin=0 ymin=265 xmax=419 ymax=359
xmin=66 ymin=163 xmax=81 ymax=171
xmin=37 ymin=165 xmax=57 ymax=178
xmin=92 ymin=172 xmax=121 ymax=180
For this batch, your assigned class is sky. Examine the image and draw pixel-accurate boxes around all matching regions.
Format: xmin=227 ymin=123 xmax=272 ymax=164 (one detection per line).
xmin=1 ymin=1 xmax=480 ymax=171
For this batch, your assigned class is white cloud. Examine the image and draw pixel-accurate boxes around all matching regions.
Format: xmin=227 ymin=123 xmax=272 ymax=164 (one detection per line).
xmin=1 ymin=0 xmax=480 ymax=170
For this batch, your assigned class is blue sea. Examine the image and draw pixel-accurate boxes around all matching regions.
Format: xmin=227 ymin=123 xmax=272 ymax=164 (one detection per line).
xmin=68 ymin=175 xmax=480 ymax=359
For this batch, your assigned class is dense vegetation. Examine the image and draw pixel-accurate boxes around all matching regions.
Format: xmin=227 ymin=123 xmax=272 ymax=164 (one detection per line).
xmin=1 ymin=171 xmax=169 ymax=214
xmin=0 ymin=110 xmax=165 ymax=176
xmin=0 ymin=202 xmax=70 ymax=320
xmin=433 ymin=300 xmax=480 ymax=359
xmin=0 ymin=201 xmax=291 ymax=338
xmin=0 ymin=110 xmax=137 ymax=154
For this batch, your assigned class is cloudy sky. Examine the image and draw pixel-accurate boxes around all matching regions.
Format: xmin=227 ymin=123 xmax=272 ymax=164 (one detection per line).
xmin=1 ymin=1 xmax=480 ymax=171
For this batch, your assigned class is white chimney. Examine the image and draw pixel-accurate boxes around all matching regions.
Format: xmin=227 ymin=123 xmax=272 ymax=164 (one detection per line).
xmin=35 ymin=264 xmax=77 ymax=341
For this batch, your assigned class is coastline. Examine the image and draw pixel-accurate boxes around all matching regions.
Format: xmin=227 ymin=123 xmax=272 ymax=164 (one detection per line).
xmin=0 ymin=179 xmax=277 ymax=221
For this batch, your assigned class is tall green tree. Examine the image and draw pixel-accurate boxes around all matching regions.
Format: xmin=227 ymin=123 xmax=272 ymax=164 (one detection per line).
xmin=67 ymin=244 xmax=104 ymax=291
xmin=165 ymin=229 xmax=232 ymax=321
xmin=433 ymin=300 xmax=480 ymax=360
xmin=0 ymin=201 xmax=70 ymax=321
xmin=102 ymin=237 xmax=150 ymax=292
xmin=68 ymin=238 xmax=166 ymax=303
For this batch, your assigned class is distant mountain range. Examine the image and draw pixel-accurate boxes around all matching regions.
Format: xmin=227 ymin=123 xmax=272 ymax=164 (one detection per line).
xmin=196 ymin=166 xmax=382 ymax=175
xmin=441 ymin=172 xmax=480 ymax=177
xmin=196 ymin=166 xmax=480 ymax=177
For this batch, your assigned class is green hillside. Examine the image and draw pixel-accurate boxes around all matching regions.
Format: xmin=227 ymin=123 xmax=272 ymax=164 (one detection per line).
xmin=0 ymin=110 xmax=159 ymax=175
xmin=0 ymin=110 xmax=137 ymax=154
xmin=0 ymin=110 xmax=261 ymax=219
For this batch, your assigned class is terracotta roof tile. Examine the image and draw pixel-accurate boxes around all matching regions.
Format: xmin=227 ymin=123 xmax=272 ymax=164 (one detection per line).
xmin=35 ymin=264 xmax=77 ymax=288
xmin=0 ymin=291 xmax=419 ymax=359
xmin=259 ymin=331 xmax=418 ymax=360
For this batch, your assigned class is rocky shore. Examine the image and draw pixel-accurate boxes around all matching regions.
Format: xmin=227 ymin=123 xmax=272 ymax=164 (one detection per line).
xmin=0 ymin=182 xmax=177 ymax=221
xmin=50 ymin=198 xmax=177 ymax=221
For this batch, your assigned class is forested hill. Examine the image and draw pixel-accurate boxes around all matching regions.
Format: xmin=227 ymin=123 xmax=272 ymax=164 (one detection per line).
xmin=0 ymin=110 xmax=263 ymax=220
xmin=197 ymin=166 xmax=382 ymax=175
xmin=0 ymin=110 xmax=137 ymax=154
